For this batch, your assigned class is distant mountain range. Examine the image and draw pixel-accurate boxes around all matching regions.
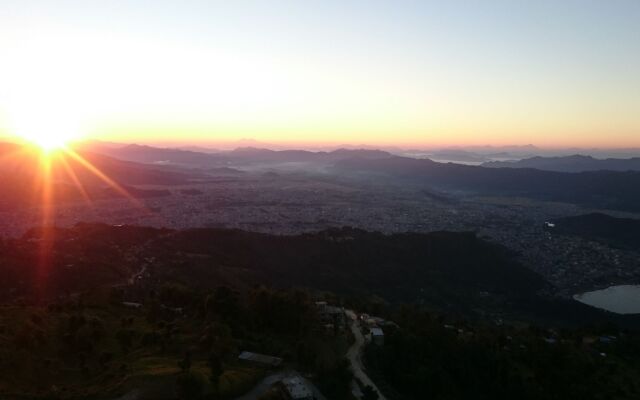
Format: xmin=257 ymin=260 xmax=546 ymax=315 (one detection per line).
xmin=421 ymin=150 xmax=490 ymax=163
xmin=79 ymin=143 xmax=225 ymax=167
xmin=333 ymin=156 xmax=640 ymax=212
xmin=66 ymin=142 xmax=640 ymax=212
xmin=484 ymin=155 xmax=640 ymax=172
xmin=79 ymin=141 xmax=393 ymax=167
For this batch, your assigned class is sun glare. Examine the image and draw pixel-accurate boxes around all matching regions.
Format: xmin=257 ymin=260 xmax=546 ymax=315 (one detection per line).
xmin=21 ymin=132 xmax=73 ymax=152
xmin=6 ymin=104 xmax=82 ymax=152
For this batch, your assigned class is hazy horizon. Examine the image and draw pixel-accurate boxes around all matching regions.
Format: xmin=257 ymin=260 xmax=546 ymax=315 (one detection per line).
xmin=5 ymin=134 xmax=640 ymax=154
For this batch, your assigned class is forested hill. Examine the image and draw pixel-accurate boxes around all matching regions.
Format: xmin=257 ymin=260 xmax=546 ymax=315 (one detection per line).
xmin=3 ymin=223 xmax=639 ymax=328
xmin=149 ymin=227 xmax=640 ymax=327
xmin=550 ymin=213 xmax=640 ymax=251
xmin=152 ymin=228 xmax=546 ymax=304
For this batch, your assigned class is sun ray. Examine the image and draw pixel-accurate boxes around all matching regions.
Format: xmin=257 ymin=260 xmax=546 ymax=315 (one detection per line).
xmin=62 ymin=147 xmax=150 ymax=212
xmin=30 ymin=148 xmax=51 ymax=210
xmin=35 ymin=151 xmax=55 ymax=300
xmin=20 ymin=141 xmax=162 ymax=298
xmin=58 ymin=154 xmax=93 ymax=205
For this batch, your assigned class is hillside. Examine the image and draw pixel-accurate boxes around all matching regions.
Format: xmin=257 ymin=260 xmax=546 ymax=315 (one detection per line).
xmin=3 ymin=223 xmax=638 ymax=328
xmin=549 ymin=213 xmax=640 ymax=251
xmin=76 ymin=143 xmax=640 ymax=213
xmin=334 ymin=156 xmax=640 ymax=212
xmin=0 ymin=143 xmax=197 ymax=210
xmin=81 ymin=142 xmax=393 ymax=167
xmin=484 ymin=155 xmax=640 ymax=172
xmin=78 ymin=143 xmax=223 ymax=168
xmin=2 ymin=223 xmax=640 ymax=399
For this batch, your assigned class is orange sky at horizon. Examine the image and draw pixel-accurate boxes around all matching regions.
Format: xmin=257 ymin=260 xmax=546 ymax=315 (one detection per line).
xmin=88 ymin=117 xmax=640 ymax=149
xmin=2 ymin=125 xmax=640 ymax=150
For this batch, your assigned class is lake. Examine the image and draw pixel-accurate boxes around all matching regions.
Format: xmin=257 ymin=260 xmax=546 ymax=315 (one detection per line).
xmin=574 ymin=285 xmax=640 ymax=314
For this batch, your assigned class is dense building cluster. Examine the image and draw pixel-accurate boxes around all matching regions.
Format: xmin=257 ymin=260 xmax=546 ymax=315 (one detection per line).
xmin=1 ymin=173 xmax=638 ymax=298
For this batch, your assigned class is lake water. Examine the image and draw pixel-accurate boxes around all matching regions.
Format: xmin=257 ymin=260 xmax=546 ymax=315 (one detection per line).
xmin=574 ymin=285 xmax=640 ymax=314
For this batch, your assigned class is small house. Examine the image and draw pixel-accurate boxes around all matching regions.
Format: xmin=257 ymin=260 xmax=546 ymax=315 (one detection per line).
xmin=371 ymin=327 xmax=385 ymax=346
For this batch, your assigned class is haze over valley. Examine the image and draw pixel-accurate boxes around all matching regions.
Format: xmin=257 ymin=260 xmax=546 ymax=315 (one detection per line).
xmin=2 ymin=140 xmax=640 ymax=300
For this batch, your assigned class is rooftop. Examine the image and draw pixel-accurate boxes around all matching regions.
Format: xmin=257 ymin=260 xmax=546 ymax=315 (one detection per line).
xmin=238 ymin=351 xmax=283 ymax=367
xmin=283 ymin=376 xmax=314 ymax=400
xmin=371 ymin=327 xmax=384 ymax=337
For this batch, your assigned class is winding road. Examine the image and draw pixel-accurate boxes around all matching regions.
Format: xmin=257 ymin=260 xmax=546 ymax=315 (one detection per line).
xmin=345 ymin=310 xmax=387 ymax=400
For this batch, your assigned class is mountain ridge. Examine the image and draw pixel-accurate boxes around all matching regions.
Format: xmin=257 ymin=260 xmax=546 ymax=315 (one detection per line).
xmin=484 ymin=154 xmax=640 ymax=172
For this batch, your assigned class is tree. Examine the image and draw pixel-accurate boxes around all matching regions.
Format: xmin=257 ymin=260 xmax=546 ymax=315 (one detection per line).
xmin=210 ymin=286 xmax=239 ymax=323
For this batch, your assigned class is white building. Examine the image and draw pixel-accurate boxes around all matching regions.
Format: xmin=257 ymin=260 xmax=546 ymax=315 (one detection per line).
xmin=371 ymin=327 xmax=385 ymax=346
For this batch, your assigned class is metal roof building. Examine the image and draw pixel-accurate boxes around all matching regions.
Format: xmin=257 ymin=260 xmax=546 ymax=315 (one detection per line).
xmin=283 ymin=376 xmax=314 ymax=400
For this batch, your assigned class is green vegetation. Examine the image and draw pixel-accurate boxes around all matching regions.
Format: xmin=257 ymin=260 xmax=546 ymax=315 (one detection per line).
xmin=365 ymin=307 xmax=640 ymax=400
xmin=2 ymin=224 xmax=640 ymax=399
xmin=3 ymin=223 xmax=639 ymax=328
xmin=0 ymin=283 xmax=350 ymax=400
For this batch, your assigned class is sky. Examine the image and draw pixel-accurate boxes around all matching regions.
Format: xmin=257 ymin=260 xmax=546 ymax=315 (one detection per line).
xmin=0 ymin=0 xmax=639 ymax=148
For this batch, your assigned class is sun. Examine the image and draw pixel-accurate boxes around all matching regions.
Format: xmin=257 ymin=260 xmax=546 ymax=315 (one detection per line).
xmin=5 ymin=102 xmax=83 ymax=152
xmin=20 ymin=132 xmax=75 ymax=152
